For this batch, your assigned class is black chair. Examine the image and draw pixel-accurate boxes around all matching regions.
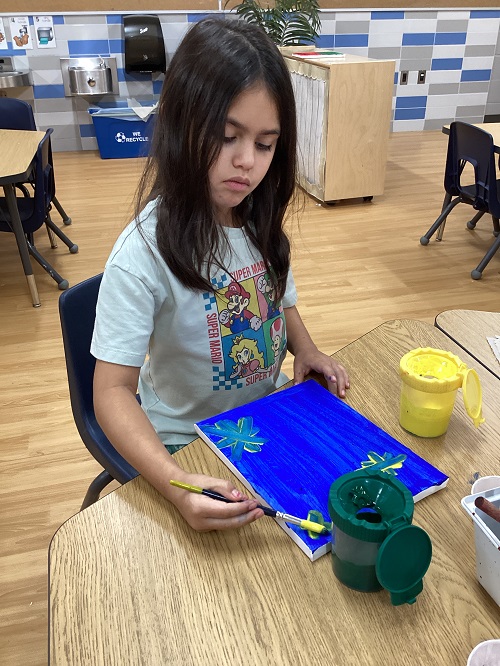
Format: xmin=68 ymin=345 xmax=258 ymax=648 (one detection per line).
xmin=0 ymin=129 xmax=77 ymax=290
xmin=59 ymin=274 xmax=138 ymax=509
xmin=0 ymin=97 xmax=72 ymax=226
xmin=420 ymin=121 xmax=500 ymax=280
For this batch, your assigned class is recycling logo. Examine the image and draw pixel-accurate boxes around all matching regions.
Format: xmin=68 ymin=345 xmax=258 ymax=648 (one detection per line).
xmin=115 ymin=132 xmax=127 ymax=143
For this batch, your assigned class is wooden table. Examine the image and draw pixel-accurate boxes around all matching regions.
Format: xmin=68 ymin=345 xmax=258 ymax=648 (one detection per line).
xmin=442 ymin=122 xmax=500 ymax=152
xmin=435 ymin=309 xmax=500 ymax=380
xmin=49 ymin=320 xmax=500 ymax=665
xmin=0 ymin=128 xmax=46 ymax=306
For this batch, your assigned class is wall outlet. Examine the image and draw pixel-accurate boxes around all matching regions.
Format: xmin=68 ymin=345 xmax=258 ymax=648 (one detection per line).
xmin=400 ymin=70 xmax=409 ymax=85
xmin=418 ymin=70 xmax=426 ymax=84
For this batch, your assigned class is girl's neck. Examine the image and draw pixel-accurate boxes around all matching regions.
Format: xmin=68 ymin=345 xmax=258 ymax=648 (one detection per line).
xmin=217 ymin=210 xmax=243 ymax=228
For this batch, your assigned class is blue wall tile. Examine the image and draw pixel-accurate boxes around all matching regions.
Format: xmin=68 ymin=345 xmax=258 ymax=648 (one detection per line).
xmin=53 ymin=16 xmax=65 ymax=25
xmin=470 ymin=10 xmax=500 ymax=19
xmin=315 ymin=34 xmax=334 ymax=48
xmin=396 ymin=95 xmax=427 ymax=109
xmin=402 ymin=33 xmax=434 ymax=46
xmin=394 ymin=71 xmax=399 ymax=84
xmin=188 ymin=13 xmax=218 ymax=22
xmin=335 ymin=34 xmax=369 ymax=48
xmin=461 ymin=69 xmax=491 ymax=82
xmin=431 ymin=58 xmax=463 ymax=71
xmin=80 ymin=123 xmax=96 ymax=137
xmin=34 ymin=84 xmax=65 ymax=99
xmin=109 ymin=39 xmax=124 ymax=54
xmin=106 ymin=15 xmax=123 ymax=24
xmin=68 ymin=40 xmax=110 ymax=56
xmin=371 ymin=11 xmax=404 ymax=20
xmin=434 ymin=32 xmax=466 ymax=45
xmin=394 ymin=108 xmax=426 ymax=120
xmin=2 ymin=43 xmax=25 ymax=55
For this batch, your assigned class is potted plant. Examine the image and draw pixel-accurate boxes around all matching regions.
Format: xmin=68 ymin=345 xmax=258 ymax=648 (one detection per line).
xmin=229 ymin=0 xmax=321 ymax=47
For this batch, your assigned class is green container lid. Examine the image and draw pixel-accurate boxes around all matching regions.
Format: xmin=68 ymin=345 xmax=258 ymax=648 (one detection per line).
xmin=328 ymin=469 xmax=432 ymax=605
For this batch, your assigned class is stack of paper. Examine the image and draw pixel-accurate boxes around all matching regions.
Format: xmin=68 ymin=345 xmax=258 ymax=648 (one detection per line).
xmin=487 ymin=336 xmax=500 ymax=365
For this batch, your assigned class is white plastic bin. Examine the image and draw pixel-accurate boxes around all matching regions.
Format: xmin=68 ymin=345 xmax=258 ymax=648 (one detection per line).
xmin=461 ymin=487 xmax=500 ymax=606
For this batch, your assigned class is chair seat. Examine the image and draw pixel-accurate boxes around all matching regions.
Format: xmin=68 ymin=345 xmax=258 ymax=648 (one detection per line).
xmin=0 ymin=195 xmax=39 ymax=234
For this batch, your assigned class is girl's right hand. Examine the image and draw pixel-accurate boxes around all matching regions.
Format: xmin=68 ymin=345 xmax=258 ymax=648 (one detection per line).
xmin=167 ymin=472 xmax=264 ymax=532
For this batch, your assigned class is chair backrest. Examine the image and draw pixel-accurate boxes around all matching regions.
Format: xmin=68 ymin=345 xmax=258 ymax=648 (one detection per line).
xmin=59 ymin=274 xmax=138 ymax=484
xmin=0 ymin=128 xmax=53 ymax=235
xmin=444 ymin=121 xmax=500 ymax=217
xmin=0 ymin=98 xmax=36 ymax=130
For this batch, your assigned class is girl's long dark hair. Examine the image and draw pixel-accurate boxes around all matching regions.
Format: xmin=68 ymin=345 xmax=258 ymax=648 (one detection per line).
xmin=135 ymin=18 xmax=297 ymax=300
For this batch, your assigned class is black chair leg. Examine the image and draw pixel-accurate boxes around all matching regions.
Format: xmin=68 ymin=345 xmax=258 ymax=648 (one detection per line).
xmin=420 ymin=197 xmax=462 ymax=245
xmin=52 ymin=196 xmax=72 ymax=225
xmin=493 ymin=217 xmax=500 ymax=237
xmin=471 ymin=233 xmax=500 ymax=280
xmin=81 ymin=470 xmax=115 ymax=510
xmin=466 ymin=210 xmax=485 ymax=231
xmin=45 ymin=213 xmax=78 ymax=253
xmin=26 ymin=237 xmax=69 ymax=290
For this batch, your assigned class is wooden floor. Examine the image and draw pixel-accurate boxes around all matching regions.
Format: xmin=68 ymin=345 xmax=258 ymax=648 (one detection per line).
xmin=1 ymin=130 xmax=499 ymax=665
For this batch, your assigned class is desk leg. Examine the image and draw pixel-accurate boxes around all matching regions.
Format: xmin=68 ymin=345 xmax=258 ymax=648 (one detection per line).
xmin=3 ymin=184 xmax=41 ymax=307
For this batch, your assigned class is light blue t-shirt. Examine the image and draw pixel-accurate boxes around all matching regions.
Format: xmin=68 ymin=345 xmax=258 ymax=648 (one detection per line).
xmin=91 ymin=201 xmax=297 ymax=449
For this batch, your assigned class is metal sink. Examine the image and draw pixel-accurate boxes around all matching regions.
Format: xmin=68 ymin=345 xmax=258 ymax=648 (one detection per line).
xmin=0 ymin=57 xmax=32 ymax=88
xmin=0 ymin=70 xmax=32 ymax=88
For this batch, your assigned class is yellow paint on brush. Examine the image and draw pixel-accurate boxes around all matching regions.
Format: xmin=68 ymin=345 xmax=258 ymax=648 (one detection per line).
xmin=300 ymin=519 xmax=328 ymax=534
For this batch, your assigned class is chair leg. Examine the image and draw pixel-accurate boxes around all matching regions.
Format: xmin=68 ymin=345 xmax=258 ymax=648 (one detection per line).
xmin=25 ymin=237 xmax=69 ymax=290
xmin=81 ymin=470 xmax=115 ymax=510
xmin=52 ymin=196 xmax=72 ymax=225
xmin=471 ymin=233 xmax=500 ymax=280
xmin=420 ymin=196 xmax=462 ymax=245
xmin=466 ymin=210 xmax=485 ymax=231
xmin=493 ymin=217 xmax=500 ymax=237
xmin=46 ymin=223 xmax=58 ymax=249
xmin=45 ymin=213 xmax=78 ymax=253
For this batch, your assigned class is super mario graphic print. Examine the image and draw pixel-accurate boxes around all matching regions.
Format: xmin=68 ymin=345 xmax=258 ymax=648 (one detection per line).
xmin=203 ymin=260 xmax=287 ymax=391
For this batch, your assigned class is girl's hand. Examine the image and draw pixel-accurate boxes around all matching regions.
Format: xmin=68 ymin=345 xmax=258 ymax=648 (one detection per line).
xmin=293 ymin=347 xmax=350 ymax=397
xmin=167 ymin=472 xmax=264 ymax=532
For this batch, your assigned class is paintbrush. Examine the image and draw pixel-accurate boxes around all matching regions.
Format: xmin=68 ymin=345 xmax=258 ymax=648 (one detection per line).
xmin=170 ymin=480 xmax=329 ymax=534
xmin=475 ymin=496 xmax=500 ymax=523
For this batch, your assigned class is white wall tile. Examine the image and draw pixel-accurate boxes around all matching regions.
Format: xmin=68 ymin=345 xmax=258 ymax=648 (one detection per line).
xmin=425 ymin=105 xmax=458 ymax=119
xmin=32 ymin=70 xmax=63 ymax=86
xmin=437 ymin=11 xmax=470 ymax=21
xmin=454 ymin=91 xmax=488 ymax=105
xmin=368 ymin=33 xmax=403 ymax=48
xmin=404 ymin=19 xmax=438 ymax=33
xmin=392 ymin=119 xmax=425 ymax=131
xmin=432 ymin=44 xmax=466 ymax=59
xmin=426 ymin=70 xmax=461 ymax=84
xmin=462 ymin=56 xmax=495 ymax=70
xmin=466 ymin=32 xmax=499 ymax=47
xmin=369 ymin=20 xmax=404 ymax=35
xmin=427 ymin=93 xmax=460 ymax=107
xmin=467 ymin=18 xmax=500 ymax=34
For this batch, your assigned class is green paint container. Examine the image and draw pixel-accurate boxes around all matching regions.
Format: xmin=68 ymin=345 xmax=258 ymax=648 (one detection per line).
xmin=328 ymin=469 xmax=432 ymax=605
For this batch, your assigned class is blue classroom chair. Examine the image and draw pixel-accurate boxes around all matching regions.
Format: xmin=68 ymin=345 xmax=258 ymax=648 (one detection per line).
xmin=420 ymin=121 xmax=500 ymax=280
xmin=59 ymin=273 xmax=138 ymax=510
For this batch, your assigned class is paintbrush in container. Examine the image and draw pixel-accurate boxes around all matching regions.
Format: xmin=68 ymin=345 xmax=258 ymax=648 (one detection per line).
xmin=170 ymin=479 xmax=329 ymax=534
xmin=474 ymin=496 xmax=500 ymax=522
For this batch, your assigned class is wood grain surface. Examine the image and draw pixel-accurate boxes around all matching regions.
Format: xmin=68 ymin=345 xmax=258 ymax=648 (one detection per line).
xmin=0 ymin=129 xmax=46 ymax=181
xmin=435 ymin=310 xmax=500 ymax=380
xmin=49 ymin=320 xmax=500 ymax=666
xmin=2 ymin=129 xmax=500 ymax=665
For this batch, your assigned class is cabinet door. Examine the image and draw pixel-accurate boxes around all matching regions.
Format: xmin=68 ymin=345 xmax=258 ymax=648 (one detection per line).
xmin=324 ymin=59 xmax=395 ymax=201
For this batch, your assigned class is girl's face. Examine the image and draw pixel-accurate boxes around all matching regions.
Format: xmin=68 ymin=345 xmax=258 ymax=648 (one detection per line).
xmin=208 ymin=84 xmax=280 ymax=226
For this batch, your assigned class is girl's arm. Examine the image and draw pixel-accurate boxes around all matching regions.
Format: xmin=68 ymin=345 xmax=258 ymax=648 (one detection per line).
xmin=283 ymin=305 xmax=349 ymax=397
xmin=93 ymin=359 xmax=264 ymax=530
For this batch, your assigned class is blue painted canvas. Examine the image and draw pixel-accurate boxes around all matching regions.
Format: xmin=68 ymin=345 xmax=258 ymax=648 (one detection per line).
xmin=195 ymin=380 xmax=448 ymax=560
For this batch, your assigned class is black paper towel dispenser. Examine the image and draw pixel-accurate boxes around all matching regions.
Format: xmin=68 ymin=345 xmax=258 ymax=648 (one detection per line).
xmin=124 ymin=15 xmax=167 ymax=74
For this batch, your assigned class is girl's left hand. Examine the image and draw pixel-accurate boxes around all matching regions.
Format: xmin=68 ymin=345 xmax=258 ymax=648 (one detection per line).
xmin=293 ymin=347 xmax=350 ymax=397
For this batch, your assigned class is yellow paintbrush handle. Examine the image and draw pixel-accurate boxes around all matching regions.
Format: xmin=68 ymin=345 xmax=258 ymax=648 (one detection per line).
xmin=299 ymin=519 xmax=328 ymax=534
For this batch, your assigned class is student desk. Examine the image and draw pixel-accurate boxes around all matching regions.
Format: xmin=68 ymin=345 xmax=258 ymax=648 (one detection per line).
xmin=0 ymin=128 xmax=46 ymax=307
xmin=435 ymin=309 xmax=500 ymax=380
xmin=442 ymin=122 xmax=500 ymax=153
xmin=49 ymin=320 xmax=500 ymax=665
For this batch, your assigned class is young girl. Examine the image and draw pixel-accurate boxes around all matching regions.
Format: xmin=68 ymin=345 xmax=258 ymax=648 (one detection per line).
xmin=91 ymin=18 xmax=349 ymax=532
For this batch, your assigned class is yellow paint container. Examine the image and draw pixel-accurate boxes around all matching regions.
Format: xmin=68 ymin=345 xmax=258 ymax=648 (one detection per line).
xmin=399 ymin=347 xmax=484 ymax=438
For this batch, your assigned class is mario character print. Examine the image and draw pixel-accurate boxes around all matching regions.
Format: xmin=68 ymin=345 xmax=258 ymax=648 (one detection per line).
xmin=207 ymin=263 xmax=288 ymax=391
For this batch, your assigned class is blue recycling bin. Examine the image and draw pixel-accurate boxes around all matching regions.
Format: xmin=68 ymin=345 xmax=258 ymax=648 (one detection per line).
xmin=89 ymin=106 xmax=157 ymax=159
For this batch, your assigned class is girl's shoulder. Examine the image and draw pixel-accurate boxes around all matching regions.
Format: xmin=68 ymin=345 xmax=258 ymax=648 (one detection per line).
xmin=108 ymin=199 xmax=159 ymax=261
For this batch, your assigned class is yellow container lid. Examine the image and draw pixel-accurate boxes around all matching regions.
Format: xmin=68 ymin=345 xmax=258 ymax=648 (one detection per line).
xmin=399 ymin=347 xmax=485 ymax=428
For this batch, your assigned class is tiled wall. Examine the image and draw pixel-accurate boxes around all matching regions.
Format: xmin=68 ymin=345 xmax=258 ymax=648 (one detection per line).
xmin=1 ymin=8 xmax=499 ymax=151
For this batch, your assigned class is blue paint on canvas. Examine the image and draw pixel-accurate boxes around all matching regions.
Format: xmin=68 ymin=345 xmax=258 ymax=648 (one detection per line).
xmin=195 ymin=380 xmax=448 ymax=558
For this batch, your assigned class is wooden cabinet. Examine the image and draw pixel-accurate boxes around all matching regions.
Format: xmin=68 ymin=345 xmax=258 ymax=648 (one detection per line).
xmin=282 ymin=50 xmax=395 ymax=203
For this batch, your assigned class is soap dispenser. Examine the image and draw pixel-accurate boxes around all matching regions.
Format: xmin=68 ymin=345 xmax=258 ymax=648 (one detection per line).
xmin=123 ymin=15 xmax=167 ymax=74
